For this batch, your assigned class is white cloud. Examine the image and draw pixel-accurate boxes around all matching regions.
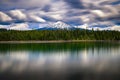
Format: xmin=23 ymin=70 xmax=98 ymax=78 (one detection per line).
xmin=8 ymin=9 xmax=46 ymax=23
xmin=81 ymin=0 xmax=118 ymax=7
xmin=50 ymin=1 xmax=68 ymax=11
xmin=9 ymin=10 xmax=27 ymax=20
xmin=0 ymin=25 xmax=10 ymax=29
xmin=9 ymin=23 xmax=31 ymax=30
xmin=0 ymin=12 xmax=12 ymax=22
xmin=0 ymin=0 xmax=50 ymax=9
xmin=79 ymin=15 xmax=92 ymax=23
xmin=0 ymin=25 xmax=5 ymax=28
xmin=82 ymin=0 xmax=120 ymax=19
xmin=75 ymin=24 xmax=89 ymax=29
xmin=28 ymin=15 xmax=46 ymax=22
xmin=110 ymin=25 xmax=120 ymax=31
xmin=103 ymin=5 xmax=119 ymax=16
xmin=90 ymin=7 xmax=119 ymax=20
xmin=26 ymin=1 xmax=68 ymax=21
xmin=91 ymin=10 xmax=106 ymax=18
xmin=36 ymin=10 xmax=66 ymax=20
xmin=0 ymin=25 xmax=6 ymax=29
xmin=50 ymin=14 xmax=63 ymax=20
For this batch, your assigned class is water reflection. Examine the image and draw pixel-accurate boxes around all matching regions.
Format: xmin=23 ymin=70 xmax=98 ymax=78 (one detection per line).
xmin=0 ymin=42 xmax=120 ymax=80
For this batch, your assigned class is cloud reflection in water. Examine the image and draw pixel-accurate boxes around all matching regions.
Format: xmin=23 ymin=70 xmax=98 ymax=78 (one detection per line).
xmin=0 ymin=42 xmax=120 ymax=80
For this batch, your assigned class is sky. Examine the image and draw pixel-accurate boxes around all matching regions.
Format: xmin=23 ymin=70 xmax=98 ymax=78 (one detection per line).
xmin=0 ymin=0 xmax=120 ymax=30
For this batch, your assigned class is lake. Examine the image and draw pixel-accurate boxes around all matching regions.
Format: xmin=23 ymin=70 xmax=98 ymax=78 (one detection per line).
xmin=0 ymin=41 xmax=120 ymax=80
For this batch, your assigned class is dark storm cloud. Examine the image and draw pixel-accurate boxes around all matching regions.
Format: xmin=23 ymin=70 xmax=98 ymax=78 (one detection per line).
xmin=64 ymin=0 xmax=85 ymax=9
xmin=41 ymin=5 xmax=51 ymax=12
xmin=41 ymin=16 xmax=57 ymax=22
xmin=99 ymin=0 xmax=120 ymax=5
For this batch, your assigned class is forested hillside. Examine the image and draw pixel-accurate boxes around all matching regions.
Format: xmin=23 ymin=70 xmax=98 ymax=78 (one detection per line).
xmin=0 ymin=29 xmax=120 ymax=41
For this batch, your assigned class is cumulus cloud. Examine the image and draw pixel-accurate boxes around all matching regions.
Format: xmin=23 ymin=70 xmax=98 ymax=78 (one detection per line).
xmin=91 ymin=6 xmax=119 ymax=18
xmin=0 ymin=12 xmax=12 ymax=22
xmin=9 ymin=10 xmax=27 ymax=20
xmin=49 ymin=14 xmax=62 ymax=20
xmin=110 ymin=25 xmax=120 ymax=31
xmin=9 ymin=23 xmax=31 ymax=30
xmin=0 ymin=25 xmax=8 ymax=29
xmin=8 ymin=9 xmax=46 ymax=23
xmin=28 ymin=15 xmax=46 ymax=22
xmin=91 ymin=10 xmax=106 ymax=18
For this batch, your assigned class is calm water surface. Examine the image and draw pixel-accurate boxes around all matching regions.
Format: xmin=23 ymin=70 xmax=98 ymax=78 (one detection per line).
xmin=0 ymin=42 xmax=120 ymax=80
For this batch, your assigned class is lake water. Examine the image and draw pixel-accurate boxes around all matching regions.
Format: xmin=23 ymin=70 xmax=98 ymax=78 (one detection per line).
xmin=0 ymin=42 xmax=120 ymax=80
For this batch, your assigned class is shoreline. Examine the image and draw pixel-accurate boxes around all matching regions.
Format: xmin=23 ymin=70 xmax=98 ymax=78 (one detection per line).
xmin=0 ymin=40 xmax=119 ymax=43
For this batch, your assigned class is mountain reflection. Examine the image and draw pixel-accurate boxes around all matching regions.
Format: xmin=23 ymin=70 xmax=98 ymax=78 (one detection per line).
xmin=0 ymin=42 xmax=120 ymax=80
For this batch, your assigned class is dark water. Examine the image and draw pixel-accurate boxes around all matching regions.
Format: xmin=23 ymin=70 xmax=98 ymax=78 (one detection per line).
xmin=0 ymin=42 xmax=120 ymax=80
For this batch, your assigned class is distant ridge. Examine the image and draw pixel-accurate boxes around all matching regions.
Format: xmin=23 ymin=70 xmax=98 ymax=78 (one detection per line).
xmin=0 ymin=21 xmax=120 ymax=31
xmin=37 ymin=21 xmax=75 ymax=30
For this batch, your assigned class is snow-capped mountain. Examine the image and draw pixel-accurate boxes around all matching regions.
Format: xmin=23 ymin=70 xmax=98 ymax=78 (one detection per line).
xmin=38 ymin=21 xmax=74 ymax=30
xmin=50 ymin=21 xmax=72 ymax=29
xmin=0 ymin=21 xmax=120 ymax=31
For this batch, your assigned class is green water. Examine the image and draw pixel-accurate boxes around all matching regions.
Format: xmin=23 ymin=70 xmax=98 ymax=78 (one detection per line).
xmin=0 ymin=42 xmax=120 ymax=80
xmin=0 ymin=42 xmax=120 ymax=53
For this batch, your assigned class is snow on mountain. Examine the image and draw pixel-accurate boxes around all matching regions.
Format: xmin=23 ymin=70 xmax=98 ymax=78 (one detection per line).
xmin=38 ymin=21 xmax=73 ymax=30
xmin=75 ymin=23 xmax=120 ymax=31
xmin=49 ymin=21 xmax=72 ymax=29
xmin=0 ymin=21 xmax=120 ymax=31
xmin=74 ymin=24 xmax=102 ymax=30
xmin=90 ymin=25 xmax=120 ymax=31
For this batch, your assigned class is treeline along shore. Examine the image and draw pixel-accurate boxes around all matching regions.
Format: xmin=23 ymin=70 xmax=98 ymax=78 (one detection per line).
xmin=0 ymin=29 xmax=120 ymax=41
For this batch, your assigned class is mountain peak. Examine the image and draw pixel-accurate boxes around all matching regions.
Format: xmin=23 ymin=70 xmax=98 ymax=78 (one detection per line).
xmin=50 ymin=21 xmax=72 ymax=29
xmin=55 ymin=21 xmax=65 ymax=24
